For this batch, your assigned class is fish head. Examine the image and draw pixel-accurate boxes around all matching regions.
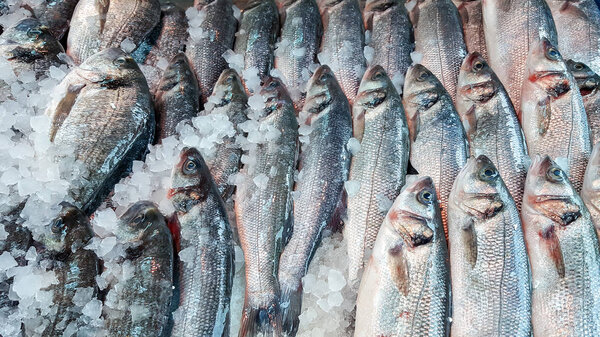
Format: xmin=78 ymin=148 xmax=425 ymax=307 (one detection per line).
xmin=355 ymin=65 xmax=393 ymax=111
xmin=261 ymin=76 xmax=293 ymax=114
xmin=403 ymin=64 xmax=443 ymax=113
xmin=115 ymin=201 xmax=167 ymax=244
xmin=451 ymin=155 xmax=505 ymax=220
xmin=565 ymin=60 xmax=600 ymax=96
xmin=363 ymin=0 xmax=398 ymax=29
xmin=169 ymin=147 xmax=213 ymax=213
xmin=159 ymin=53 xmax=196 ymax=92
xmin=212 ymin=68 xmax=246 ymax=106
xmin=304 ymin=65 xmax=339 ymax=114
xmin=458 ymin=52 xmax=498 ymax=103
xmin=386 ymin=176 xmax=439 ymax=248
xmin=526 ymin=38 xmax=570 ymax=97
xmin=523 ymin=155 xmax=581 ymax=227
xmin=0 ymin=18 xmax=63 ymax=59
xmin=43 ymin=203 xmax=92 ymax=253
xmin=77 ymin=48 xmax=142 ymax=84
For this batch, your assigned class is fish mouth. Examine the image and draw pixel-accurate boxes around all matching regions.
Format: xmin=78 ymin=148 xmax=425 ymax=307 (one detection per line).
xmin=534 ymin=195 xmax=572 ymax=203
xmin=396 ymin=210 xmax=431 ymax=223
xmin=531 ymin=71 xmax=564 ymax=81
xmin=355 ymin=87 xmax=386 ymax=107
xmin=462 ymin=193 xmax=504 ymax=218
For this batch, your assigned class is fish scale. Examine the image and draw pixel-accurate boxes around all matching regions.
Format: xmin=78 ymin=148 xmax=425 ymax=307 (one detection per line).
xmin=455 ymin=0 xmax=488 ymax=60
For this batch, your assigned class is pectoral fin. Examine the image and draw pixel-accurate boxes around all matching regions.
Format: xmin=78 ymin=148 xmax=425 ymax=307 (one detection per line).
xmin=462 ymin=220 xmax=477 ymax=268
xmin=540 ymin=225 xmax=565 ymax=278
xmin=389 ymin=244 xmax=409 ymax=296
xmin=537 ymin=96 xmax=551 ymax=136
xmin=48 ymin=83 xmax=85 ymax=141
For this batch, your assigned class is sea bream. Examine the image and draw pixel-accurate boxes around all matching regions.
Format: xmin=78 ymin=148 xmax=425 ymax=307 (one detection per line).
xmin=28 ymin=0 xmax=79 ymax=40
xmin=566 ymin=59 xmax=600 ymax=146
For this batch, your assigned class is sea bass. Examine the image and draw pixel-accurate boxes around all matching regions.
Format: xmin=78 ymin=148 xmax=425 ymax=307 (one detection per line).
xmin=456 ymin=52 xmax=529 ymax=208
xmin=235 ymin=78 xmax=298 ymax=336
xmin=454 ymin=0 xmax=487 ymax=60
xmin=582 ymin=142 xmax=600 ymax=238
xmin=29 ymin=0 xmax=79 ymax=40
xmin=105 ymin=201 xmax=173 ymax=337
xmin=448 ymin=155 xmax=531 ymax=336
xmin=481 ymin=0 xmax=557 ymax=119
xmin=278 ymin=65 xmax=352 ymax=335
xmin=522 ymin=155 xmax=600 ymax=336
xmin=346 ymin=66 xmax=410 ymax=285
xmin=521 ymin=38 xmax=591 ymax=192
xmin=45 ymin=48 xmax=155 ymax=214
xmin=566 ymin=59 xmax=600 ymax=146
xmin=169 ymin=147 xmax=234 ymax=337
xmin=403 ymin=64 xmax=468 ymax=236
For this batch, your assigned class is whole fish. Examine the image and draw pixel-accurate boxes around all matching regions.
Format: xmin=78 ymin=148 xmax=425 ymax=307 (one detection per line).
xmin=29 ymin=0 xmax=79 ymax=40
xmin=203 ymin=69 xmax=249 ymax=200
xmin=154 ymin=53 xmax=200 ymax=140
xmin=566 ymin=59 xmax=600 ymax=146
xmin=278 ymin=65 xmax=351 ymax=335
xmin=106 ymin=201 xmax=173 ymax=337
xmin=448 ymin=155 xmax=531 ymax=336
xmin=40 ymin=203 xmax=99 ymax=337
xmin=45 ymin=48 xmax=155 ymax=214
xmin=403 ymin=64 xmax=468 ymax=236
xmin=354 ymin=177 xmax=449 ymax=337
xmin=456 ymin=52 xmax=529 ymax=208
xmin=346 ymin=65 xmax=410 ymax=285
xmin=454 ymin=0 xmax=487 ymax=60
xmin=67 ymin=0 xmax=161 ymax=65
xmin=522 ymin=155 xmax=600 ymax=336
xmin=235 ymin=78 xmax=298 ymax=336
xmin=409 ymin=0 xmax=467 ymax=104
xmin=521 ymin=38 xmax=591 ymax=192
xmin=363 ymin=0 xmax=413 ymax=89
xmin=234 ymin=0 xmax=279 ymax=82
xmin=481 ymin=0 xmax=557 ymax=119
xmin=546 ymin=0 xmax=600 ymax=75
xmin=274 ymin=0 xmax=322 ymax=109
xmin=169 ymin=147 xmax=234 ymax=337
xmin=582 ymin=142 xmax=600 ymax=238
xmin=186 ymin=0 xmax=237 ymax=103
xmin=319 ymin=0 xmax=366 ymax=102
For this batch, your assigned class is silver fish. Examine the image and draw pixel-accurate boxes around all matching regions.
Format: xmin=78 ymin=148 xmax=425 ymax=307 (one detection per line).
xmin=235 ymin=78 xmax=298 ymax=336
xmin=278 ymin=65 xmax=351 ymax=336
xmin=522 ymin=155 xmax=600 ymax=336
xmin=566 ymin=59 xmax=600 ymax=146
xmin=346 ymin=65 xmax=410 ymax=285
xmin=582 ymin=142 xmax=600 ymax=239
xmin=448 ymin=155 xmax=531 ymax=336
xmin=169 ymin=147 xmax=235 ymax=337
xmin=454 ymin=0 xmax=488 ymax=60
xmin=29 ymin=0 xmax=79 ymax=40
xmin=354 ymin=177 xmax=449 ymax=337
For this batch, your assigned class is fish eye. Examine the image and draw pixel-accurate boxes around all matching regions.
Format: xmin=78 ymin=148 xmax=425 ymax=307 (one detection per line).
xmin=183 ymin=158 xmax=198 ymax=175
xmin=319 ymin=71 xmax=332 ymax=82
xmin=417 ymin=71 xmax=429 ymax=82
xmin=418 ymin=189 xmax=434 ymax=205
xmin=547 ymin=166 xmax=564 ymax=182
xmin=226 ymin=75 xmax=234 ymax=83
xmin=546 ymin=47 xmax=560 ymax=60
xmin=113 ymin=56 xmax=128 ymax=67
xmin=132 ymin=214 xmax=145 ymax=226
xmin=26 ymin=28 xmax=42 ymax=39
xmin=574 ymin=63 xmax=584 ymax=71
xmin=51 ymin=218 xmax=64 ymax=234
xmin=479 ymin=166 xmax=498 ymax=181
xmin=473 ymin=61 xmax=485 ymax=72
xmin=372 ymin=71 xmax=384 ymax=81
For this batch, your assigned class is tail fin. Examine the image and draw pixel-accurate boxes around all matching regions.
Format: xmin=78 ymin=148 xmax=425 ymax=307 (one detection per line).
xmin=280 ymin=285 xmax=303 ymax=337
xmin=239 ymin=299 xmax=282 ymax=337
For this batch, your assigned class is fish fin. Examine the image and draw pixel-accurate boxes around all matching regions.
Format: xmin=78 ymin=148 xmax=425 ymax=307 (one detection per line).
xmin=327 ymin=189 xmax=346 ymax=233
xmin=408 ymin=0 xmax=419 ymax=26
xmin=280 ymin=285 xmax=303 ymax=337
xmin=536 ymin=96 xmax=551 ymax=136
xmin=96 ymin=0 xmax=110 ymax=34
xmin=48 ymin=83 xmax=85 ymax=142
xmin=352 ymin=105 xmax=366 ymax=142
xmin=462 ymin=220 xmax=478 ymax=268
xmin=559 ymin=2 xmax=589 ymax=20
xmin=461 ymin=104 xmax=477 ymax=144
xmin=407 ymin=107 xmax=419 ymax=143
xmin=239 ymin=299 xmax=283 ymax=337
xmin=389 ymin=244 xmax=410 ymax=296
xmin=540 ymin=225 xmax=565 ymax=278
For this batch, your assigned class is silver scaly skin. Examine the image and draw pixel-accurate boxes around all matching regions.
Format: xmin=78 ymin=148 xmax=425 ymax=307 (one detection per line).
xmin=354 ymin=177 xmax=449 ymax=337
xmin=581 ymin=143 xmax=600 ymax=239
xmin=346 ymin=65 xmax=410 ymax=285
xmin=522 ymin=155 xmax=600 ymax=336
xmin=169 ymin=147 xmax=235 ymax=337
xmin=456 ymin=52 xmax=529 ymax=209
xmin=278 ymin=65 xmax=352 ymax=336
xmin=520 ymin=38 xmax=591 ymax=192
xmin=454 ymin=0 xmax=488 ymax=60
xmin=566 ymin=59 xmax=600 ymax=147
xmin=29 ymin=0 xmax=79 ymax=40
xmin=235 ymin=78 xmax=298 ymax=337
xmin=448 ymin=155 xmax=531 ymax=336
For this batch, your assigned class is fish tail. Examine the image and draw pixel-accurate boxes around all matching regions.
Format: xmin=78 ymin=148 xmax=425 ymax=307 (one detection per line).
xmin=239 ymin=298 xmax=283 ymax=337
xmin=280 ymin=284 xmax=303 ymax=337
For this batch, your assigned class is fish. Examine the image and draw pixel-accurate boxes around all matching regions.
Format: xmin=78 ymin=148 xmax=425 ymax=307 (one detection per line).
xmin=234 ymin=0 xmax=279 ymax=83
xmin=67 ymin=0 xmax=161 ymax=65
xmin=234 ymin=77 xmax=298 ymax=336
xmin=203 ymin=69 xmax=249 ymax=200
xmin=354 ymin=177 xmax=449 ymax=337
xmin=28 ymin=0 xmax=79 ymax=40
xmin=346 ymin=65 xmax=410 ymax=285
xmin=582 ymin=142 xmax=600 ymax=238
xmin=39 ymin=203 xmax=100 ymax=337
xmin=481 ymin=0 xmax=557 ymax=119
xmin=522 ymin=155 xmax=600 ymax=336
xmin=520 ymin=38 xmax=591 ymax=192
xmin=278 ymin=65 xmax=352 ymax=335
xmin=454 ymin=0 xmax=487 ymax=60
xmin=319 ymin=0 xmax=366 ymax=102
xmin=169 ymin=147 xmax=235 ymax=337
xmin=363 ymin=0 xmax=413 ymax=90
xmin=186 ymin=0 xmax=237 ymax=103
xmin=45 ymin=48 xmax=155 ymax=215
xmin=448 ymin=155 xmax=531 ymax=336
xmin=566 ymin=59 xmax=600 ymax=146
xmin=274 ymin=0 xmax=322 ymax=109
xmin=546 ymin=0 xmax=600 ymax=75
xmin=456 ymin=52 xmax=529 ymax=208
xmin=402 ymin=64 xmax=469 ymax=236
xmin=105 ymin=201 xmax=173 ymax=337
xmin=409 ymin=0 xmax=467 ymax=104
xmin=154 ymin=53 xmax=200 ymax=140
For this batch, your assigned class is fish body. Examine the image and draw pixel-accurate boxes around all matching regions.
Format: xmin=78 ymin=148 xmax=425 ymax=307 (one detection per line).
xmin=520 ymin=38 xmax=591 ymax=191
xmin=522 ymin=155 xmax=600 ymax=336
xmin=454 ymin=0 xmax=487 ymax=60
xmin=346 ymin=66 xmax=410 ymax=284
xmin=582 ymin=143 xmax=600 ymax=238
xmin=354 ymin=177 xmax=449 ymax=337
xmin=566 ymin=59 xmax=600 ymax=146
xmin=169 ymin=148 xmax=235 ymax=337
xmin=30 ymin=0 xmax=80 ymax=39
xmin=448 ymin=155 xmax=531 ymax=336
xmin=278 ymin=65 xmax=352 ymax=335
xmin=235 ymin=78 xmax=298 ymax=336
xmin=403 ymin=64 xmax=468 ymax=236
xmin=45 ymin=48 xmax=155 ymax=214
xmin=456 ymin=52 xmax=529 ymax=208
